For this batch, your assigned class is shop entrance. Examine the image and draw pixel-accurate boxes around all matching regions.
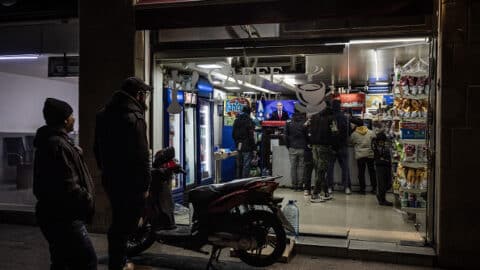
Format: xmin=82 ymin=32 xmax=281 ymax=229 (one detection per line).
xmin=150 ymin=35 xmax=435 ymax=246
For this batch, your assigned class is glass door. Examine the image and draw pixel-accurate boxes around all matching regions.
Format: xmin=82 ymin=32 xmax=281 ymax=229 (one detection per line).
xmin=184 ymin=106 xmax=197 ymax=186
xmin=198 ymin=98 xmax=213 ymax=182
xmin=167 ymin=111 xmax=183 ymax=190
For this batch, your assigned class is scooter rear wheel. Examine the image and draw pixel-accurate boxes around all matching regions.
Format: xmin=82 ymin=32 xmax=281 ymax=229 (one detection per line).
xmin=237 ymin=210 xmax=287 ymax=267
xmin=126 ymin=222 xmax=155 ymax=257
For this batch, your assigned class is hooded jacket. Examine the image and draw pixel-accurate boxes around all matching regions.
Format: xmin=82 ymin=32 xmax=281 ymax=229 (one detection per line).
xmin=285 ymin=112 xmax=307 ymax=149
xmin=94 ymin=91 xmax=151 ymax=195
xmin=349 ymin=126 xmax=376 ymax=159
xmin=33 ymin=126 xmax=95 ymax=222
xmin=232 ymin=112 xmax=255 ymax=152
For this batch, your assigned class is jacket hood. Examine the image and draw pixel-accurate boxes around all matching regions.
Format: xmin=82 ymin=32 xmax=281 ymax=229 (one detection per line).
xmin=106 ymin=91 xmax=145 ymax=114
xmin=355 ymin=126 xmax=369 ymax=135
xmin=33 ymin=125 xmax=68 ymax=148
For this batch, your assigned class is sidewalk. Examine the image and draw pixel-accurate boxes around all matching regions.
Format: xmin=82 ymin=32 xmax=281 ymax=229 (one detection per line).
xmin=0 ymin=224 xmax=441 ymax=270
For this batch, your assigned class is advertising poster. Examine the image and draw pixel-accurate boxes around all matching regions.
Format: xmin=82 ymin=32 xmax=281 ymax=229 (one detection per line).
xmin=224 ymin=96 xmax=251 ymax=126
xmin=366 ymin=94 xmax=384 ymax=110
xmin=339 ymin=93 xmax=365 ymax=108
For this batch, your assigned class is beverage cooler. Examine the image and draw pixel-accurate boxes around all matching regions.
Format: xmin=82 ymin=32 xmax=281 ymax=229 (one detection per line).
xmin=164 ymin=78 xmax=214 ymax=203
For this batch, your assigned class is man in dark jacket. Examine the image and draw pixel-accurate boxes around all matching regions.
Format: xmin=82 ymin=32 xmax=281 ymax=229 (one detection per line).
xmin=308 ymin=102 xmax=338 ymax=202
xmin=285 ymin=109 xmax=307 ymax=191
xmin=94 ymin=77 xmax=152 ymax=270
xmin=232 ymin=106 xmax=255 ymax=178
xmin=33 ymin=98 xmax=97 ymax=270
xmin=326 ymin=99 xmax=352 ymax=194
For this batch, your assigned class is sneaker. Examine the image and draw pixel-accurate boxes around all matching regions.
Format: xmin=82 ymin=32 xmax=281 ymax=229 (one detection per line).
xmin=327 ymin=187 xmax=333 ymax=194
xmin=379 ymin=201 xmax=393 ymax=206
xmin=345 ymin=187 xmax=352 ymax=195
xmin=304 ymin=190 xmax=311 ymax=196
xmin=322 ymin=193 xmax=333 ymax=200
xmin=310 ymin=194 xmax=325 ymax=203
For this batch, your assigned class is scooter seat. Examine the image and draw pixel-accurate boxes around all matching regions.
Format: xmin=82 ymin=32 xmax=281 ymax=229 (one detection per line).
xmin=189 ymin=177 xmax=262 ymax=205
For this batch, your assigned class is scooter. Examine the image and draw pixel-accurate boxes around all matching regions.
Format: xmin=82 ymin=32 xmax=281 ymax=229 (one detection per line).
xmin=126 ymin=147 xmax=293 ymax=269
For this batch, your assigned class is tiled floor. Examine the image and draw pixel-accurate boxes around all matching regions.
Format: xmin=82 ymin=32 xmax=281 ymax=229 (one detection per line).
xmin=275 ymin=188 xmax=424 ymax=243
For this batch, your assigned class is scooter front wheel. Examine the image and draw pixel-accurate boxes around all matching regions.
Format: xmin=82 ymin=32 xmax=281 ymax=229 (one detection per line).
xmin=126 ymin=222 xmax=155 ymax=257
xmin=237 ymin=210 xmax=287 ymax=267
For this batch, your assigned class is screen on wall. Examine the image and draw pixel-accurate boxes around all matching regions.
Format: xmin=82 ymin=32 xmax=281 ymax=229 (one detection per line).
xmin=260 ymin=100 xmax=297 ymax=120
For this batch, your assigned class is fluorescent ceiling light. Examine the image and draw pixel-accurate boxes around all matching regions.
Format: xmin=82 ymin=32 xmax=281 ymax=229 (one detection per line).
xmin=211 ymin=72 xmax=276 ymax=94
xmin=197 ymin=64 xmax=223 ymax=69
xmin=243 ymin=91 xmax=256 ymax=94
xmin=0 ymin=54 xmax=39 ymax=60
xmin=349 ymin=38 xmax=427 ymax=44
xmin=224 ymin=86 xmax=241 ymax=90
xmin=325 ymin=38 xmax=427 ymax=46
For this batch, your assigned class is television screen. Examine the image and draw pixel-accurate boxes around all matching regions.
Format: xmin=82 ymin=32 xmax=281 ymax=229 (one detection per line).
xmin=258 ymin=100 xmax=297 ymax=121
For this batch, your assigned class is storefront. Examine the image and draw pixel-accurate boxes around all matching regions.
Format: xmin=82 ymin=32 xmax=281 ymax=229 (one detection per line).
xmin=75 ymin=0 xmax=480 ymax=268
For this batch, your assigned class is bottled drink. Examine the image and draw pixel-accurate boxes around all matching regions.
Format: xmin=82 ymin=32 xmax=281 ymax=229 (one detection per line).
xmin=283 ymin=200 xmax=299 ymax=238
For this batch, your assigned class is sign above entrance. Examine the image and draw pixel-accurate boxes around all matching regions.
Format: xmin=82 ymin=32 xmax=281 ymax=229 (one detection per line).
xmin=136 ymin=0 xmax=205 ymax=5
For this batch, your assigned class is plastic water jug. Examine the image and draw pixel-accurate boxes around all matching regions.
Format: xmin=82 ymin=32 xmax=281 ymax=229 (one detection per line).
xmin=283 ymin=200 xmax=299 ymax=237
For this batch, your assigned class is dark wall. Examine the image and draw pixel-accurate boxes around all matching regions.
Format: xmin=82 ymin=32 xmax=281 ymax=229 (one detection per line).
xmin=79 ymin=0 xmax=136 ymax=232
xmin=437 ymin=0 xmax=480 ymax=268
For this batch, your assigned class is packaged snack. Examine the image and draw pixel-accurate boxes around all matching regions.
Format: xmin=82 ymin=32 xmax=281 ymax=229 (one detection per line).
xmin=408 ymin=76 xmax=417 ymax=95
xmin=417 ymin=76 xmax=426 ymax=95
xmin=417 ymin=144 xmax=428 ymax=163
xmin=420 ymin=99 xmax=428 ymax=118
xmin=403 ymin=143 xmax=417 ymax=162
xmin=401 ymin=99 xmax=411 ymax=118
xmin=410 ymin=100 xmax=421 ymax=118
xmin=399 ymin=76 xmax=409 ymax=95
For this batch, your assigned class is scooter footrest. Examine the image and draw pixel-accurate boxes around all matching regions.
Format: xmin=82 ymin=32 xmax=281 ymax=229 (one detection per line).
xmin=155 ymin=224 xmax=191 ymax=238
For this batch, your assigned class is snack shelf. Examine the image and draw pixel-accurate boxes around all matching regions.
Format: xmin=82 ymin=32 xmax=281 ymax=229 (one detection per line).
xmin=394 ymin=94 xmax=429 ymax=100
xmin=399 ymin=161 xmax=428 ymax=168
xmin=399 ymin=139 xmax=427 ymax=143
xmin=401 ymin=207 xmax=426 ymax=213
xmin=399 ymin=187 xmax=427 ymax=193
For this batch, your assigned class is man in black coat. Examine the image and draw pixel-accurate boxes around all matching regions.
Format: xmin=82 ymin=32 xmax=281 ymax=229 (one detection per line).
xmin=33 ymin=98 xmax=97 ymax=270
xmin=232 ymin=106 xmax=255 ymax=178
xmin=269 ymin=101 xmax=290 ymax=121
xmin=94 ymin=77 xmax=152 ymax=270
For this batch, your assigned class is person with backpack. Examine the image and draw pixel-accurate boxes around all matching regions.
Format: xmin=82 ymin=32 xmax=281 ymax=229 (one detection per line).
xmin=232 ymin=106 xmax=256 ymax=178
xmin=350 ymin=117 xmax=377 ymax=194
xmin=285 ymin=109 xmax=307 ymax=191
xmin=307 ymin=101 xmax=339 ymax=202
xmin=371 ymin=129 xmax=394 ymax=206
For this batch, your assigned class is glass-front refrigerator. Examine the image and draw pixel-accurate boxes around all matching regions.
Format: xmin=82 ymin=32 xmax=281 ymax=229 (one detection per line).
xmin=165 ymin=88 xmax=185 ymax=202
xmin=184 ymin=105 xmax=197 ymax=187
xmin=198 ymin=97 xmax=213 ymax=184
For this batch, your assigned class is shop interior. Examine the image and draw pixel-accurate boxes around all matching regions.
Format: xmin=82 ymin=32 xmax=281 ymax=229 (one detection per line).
xmin=154 ymin=37 xmax=434 ymax=246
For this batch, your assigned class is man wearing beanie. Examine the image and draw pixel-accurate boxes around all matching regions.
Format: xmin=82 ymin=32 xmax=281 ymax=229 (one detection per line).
xmin=33 ymin=98 xmax=97 ymax=269
xmin=94 ymin=77 xmax=152 ymax=270
xmin=232 ymin=105 xmax=255 ymax=178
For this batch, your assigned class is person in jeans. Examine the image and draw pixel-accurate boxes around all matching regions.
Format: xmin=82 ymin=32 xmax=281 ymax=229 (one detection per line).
xmin=325 ymin=99 xmax=351 ymax=194
xmin=285 ymin=109 xmax=307 ymax=191
xmin=350 ymin=117 xmax=377 ymax=194
xmin=94 ymin=77 xmax=152 ymax=270
xmin=371 ymin=131 xmax=394 ymax=206
xmin=33 ymin=98 xmax=97 ymax=270
xmin=232 ymin=106 xmax=255 ymax=178
xmin=308 ymin=103 xmax=338 ymax=202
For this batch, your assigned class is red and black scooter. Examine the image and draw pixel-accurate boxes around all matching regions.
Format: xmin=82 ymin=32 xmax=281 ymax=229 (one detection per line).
xmin=126 ymin=147 xmax=293 ymax=269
